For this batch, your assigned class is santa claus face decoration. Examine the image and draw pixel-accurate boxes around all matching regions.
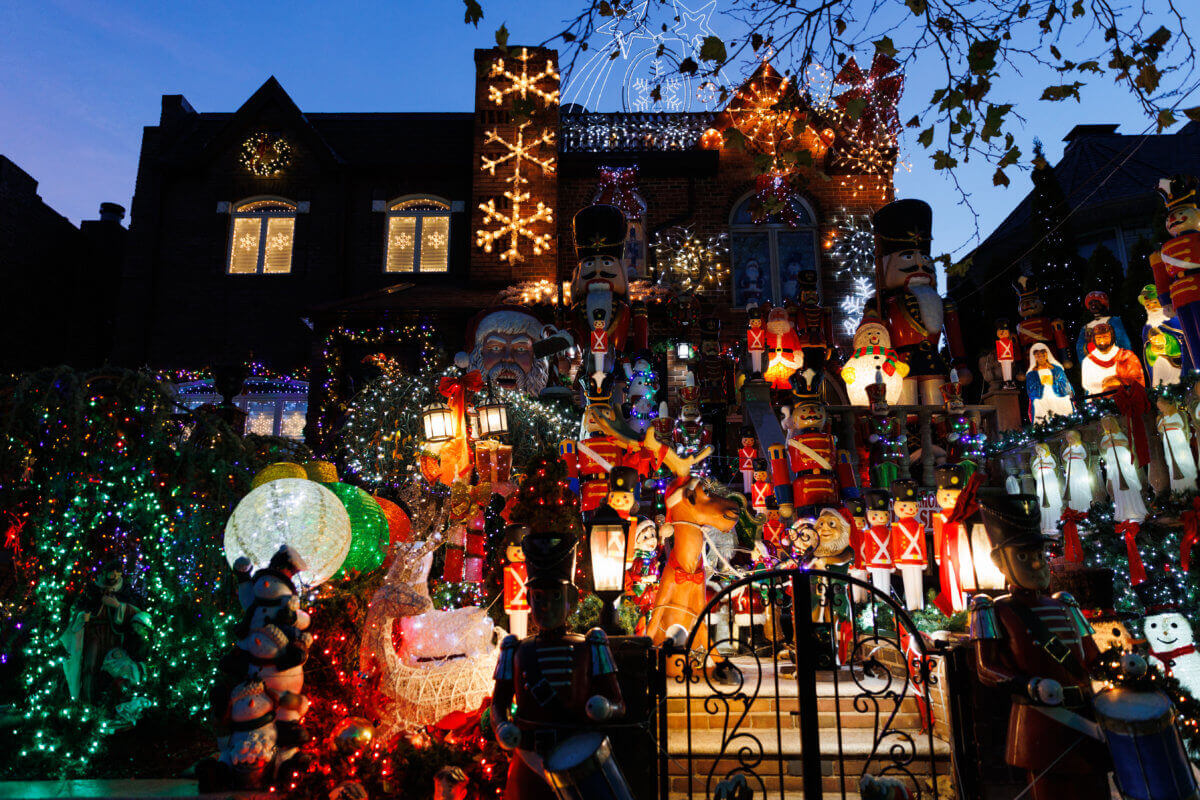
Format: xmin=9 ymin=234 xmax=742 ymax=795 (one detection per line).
xmin=883 ymin=248 xmax=935 ymax=290
xmin=814 ymin=509 xmax=850 ymax=555
xmin=469 ymin=309 xmax=555 ymax=395
xmin=766 ymin=307 xmax=792 ymax=333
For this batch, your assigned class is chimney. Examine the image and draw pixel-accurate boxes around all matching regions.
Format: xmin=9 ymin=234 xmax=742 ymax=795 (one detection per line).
xmin=99 ymin=202 xmax=125 ymax=223
xmin=160 ymin=94 xmax=196 ymax=128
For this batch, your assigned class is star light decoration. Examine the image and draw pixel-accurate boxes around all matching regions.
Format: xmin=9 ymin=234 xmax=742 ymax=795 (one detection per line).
xmin=804 ymin=56 xmax=909 ymax=180
xmin=825 ymin=213 xmax=878 ymax=335
xmin=652 ymin=224 xmax=729 ymax=294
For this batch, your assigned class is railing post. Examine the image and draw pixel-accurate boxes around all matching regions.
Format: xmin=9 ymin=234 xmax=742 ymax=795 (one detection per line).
xmin=791 ymin=570 xmax=823 ymax=800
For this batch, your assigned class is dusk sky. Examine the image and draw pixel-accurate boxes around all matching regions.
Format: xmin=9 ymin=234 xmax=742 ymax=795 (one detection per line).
xmin=0 ymin=0 xmax=1171 ymax=262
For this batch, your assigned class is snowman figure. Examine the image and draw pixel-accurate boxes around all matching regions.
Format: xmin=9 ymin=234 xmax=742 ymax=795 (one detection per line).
xmin=1133 ymin=572 xmax=1200 ymax=700
xmin=841 ymin=321 xmax=909 ymax=406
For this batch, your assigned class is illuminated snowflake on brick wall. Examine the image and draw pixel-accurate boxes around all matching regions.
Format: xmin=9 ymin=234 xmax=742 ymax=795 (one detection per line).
xmin=476 ymin=49 xmax=559 ymax=263
xmin=826 ymin=213 xmax=878 ymax=335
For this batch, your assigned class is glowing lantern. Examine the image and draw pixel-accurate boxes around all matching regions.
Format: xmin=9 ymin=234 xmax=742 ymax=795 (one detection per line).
xmin=422 ymin=402 xmax=456 ymax=444
xmin=325 ymin=482 xmax=390 ymax=578
xmin=476 ymin=399 xmax=509 ymax=438
xmin=589 ymin=505 xmax=630 ymax=632
xmin=224 ymin=478 xmax=351 ymax=587
xmin=959 ymin=522 xmax=1006 ymax=592
xmin=676 ymin=341 xmax=697 ymax=361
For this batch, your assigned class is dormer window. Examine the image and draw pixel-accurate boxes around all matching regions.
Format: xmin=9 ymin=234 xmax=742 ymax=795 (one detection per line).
xmin=385 ymin=197 xmax=450 ymax=273
xmin=228 ymin=198 xmax=296 ymax=274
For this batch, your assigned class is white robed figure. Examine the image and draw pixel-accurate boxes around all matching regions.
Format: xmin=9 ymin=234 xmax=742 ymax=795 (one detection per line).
xmin=1156 ymin=396 xmax=1198 ymax=493
xmin=1059 ymin=430 xmax=1095 ymax=513
xmin=1023 ymin=343 xmax=1074 ymax=423
xmin=1030 ymin=443 xmax=1063 ymax=537
xmin=1099 ymin=416 xmax=1148 ymax=522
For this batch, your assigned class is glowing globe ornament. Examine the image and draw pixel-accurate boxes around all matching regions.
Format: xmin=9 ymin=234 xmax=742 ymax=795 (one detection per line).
xmin=224 ymin=478 xmax=351 ymax=587
xmin=325 ymin=483 xmax=389 ymax=578
xmin=250 ymin=461 xmax=308 ymax=489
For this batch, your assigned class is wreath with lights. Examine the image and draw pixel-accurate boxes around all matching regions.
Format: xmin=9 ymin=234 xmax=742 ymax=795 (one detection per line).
xmin=239 ymin=131 xmax=293 ymax=177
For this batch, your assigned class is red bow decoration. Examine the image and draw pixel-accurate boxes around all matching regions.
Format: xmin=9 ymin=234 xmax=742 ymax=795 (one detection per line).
xmin=1059 ymin=509 xmax=1088 ymax=564
xmin=431 ymin=696 xmax=489 ymax=743
xmin=1112 ymin=382 xmax=1151 ymax=466
xmin=1181 ymin=496 xmax=1200 ymax=572
xmin=1116 ymin=520 xmax=1147 ymax=585
xmin=438 ymin=371 xmax=485 ymax=406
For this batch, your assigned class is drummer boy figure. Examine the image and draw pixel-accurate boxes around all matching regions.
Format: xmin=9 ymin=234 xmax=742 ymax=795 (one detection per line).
xmin=970 ymin=494 xmax=1110 ymax=800
xmin=491 ymin=527 xmax=627 ymax=800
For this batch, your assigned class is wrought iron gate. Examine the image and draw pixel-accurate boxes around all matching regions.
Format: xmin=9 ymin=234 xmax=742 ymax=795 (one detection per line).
xmin=658 ymin=568 xmax=947 ymax=799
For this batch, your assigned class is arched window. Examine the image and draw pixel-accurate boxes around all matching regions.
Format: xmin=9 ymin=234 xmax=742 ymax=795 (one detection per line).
xmin=729 ymin=192 xmax=820 ymax=307
xmin=228 ymin=198 xmax=296 ymax=274
xmin=385 ymin=196 xmax=450 ymax=273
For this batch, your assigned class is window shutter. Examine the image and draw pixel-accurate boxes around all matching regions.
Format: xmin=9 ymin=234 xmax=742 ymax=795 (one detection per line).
xmin=229 ymin=217 xmax=262 ymax=274
xmin=262 ymin=217 xmax=295 ymax=274
xmin=386 ymin=215 xmax=417 ymax=272
xmin=419 ymin=215 xmax=450 ymax=273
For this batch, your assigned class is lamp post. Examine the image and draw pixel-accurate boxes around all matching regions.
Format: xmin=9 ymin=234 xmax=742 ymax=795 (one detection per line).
xmin=588 ymin=504 xmax=630 ymax=634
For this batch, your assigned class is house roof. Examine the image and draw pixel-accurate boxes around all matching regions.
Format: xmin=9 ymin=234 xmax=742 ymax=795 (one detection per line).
xmin=967 ymin=120 xmax=1200 ymax=276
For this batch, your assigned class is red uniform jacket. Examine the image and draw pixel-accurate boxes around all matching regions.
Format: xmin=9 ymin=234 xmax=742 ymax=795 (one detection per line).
xmin=880 ymin=290 xmax=966 ymax=365
xmin=1155 ymin=232 xmax=1200 ymax=308
xmin=1016 ymin=316 xmax=1070 ymax=361
xmin=891 ymin=517 xmax=927 ymax=566
xmin=995 ymin=337 xmax=1016 ymax=361
xmin=863 ymin=524 xmax=893 ymax=569
xmin=590 ymin=329 xmax=608 ymax=354
xmin=738 ymin=446 xmax=757 ymax=472
xmin=750 ymin=481 xmax=772 ymax=510
xmin=503 ymin=562 xmax=529 ymax=612
xmin=579 ymin=436 xmax=624 ymax=512
xmin=747 ymin=327 xmax=766 ymax=353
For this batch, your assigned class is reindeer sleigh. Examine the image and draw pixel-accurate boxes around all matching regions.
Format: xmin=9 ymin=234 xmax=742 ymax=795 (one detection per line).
xmin=595 ymin=417 xmax=743 ymax=681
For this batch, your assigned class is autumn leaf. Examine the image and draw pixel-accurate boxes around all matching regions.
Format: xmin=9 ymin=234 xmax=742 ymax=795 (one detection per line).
xmin=999 ymin=145 xmax=1022 ymax=167
xmin=1147 ymin=26 xmax=1172 ymax=48
xmin=993 ymin=168 xmax=1011 ymax=187
xmin=463 ymin=0 xmax=483 ymax=27
xmin=835 ymin=17 xmax=846 ymax=35
xmin=598 ymin=0 xmax=613 ymax=16
xmin=981 ymin=103 xmax=1011 ymax=141
xmin=917 ymin=127 xmax=935 ymax=147
xmin=1136 ymin=64 xmax=1161 ymax=93
xmin=751 ymin=32 xmax=763 ymax=51
xmin=968 ymin=39 xmax=999 ymax=74
xmin=495 ymin=23 xmax=509 ymax=49
xmin=874 ymin=36 xmax=898 ymax=58
xmin=679 ymin=57 xmax=698 ymax=74
xmin=1157 ymin=109 xmax=1178 ymax=131
xmin=1184 ymin=107 xmax=1200 ymax=122
xmin=700 ymin=35 xmax=727 ymax=64
xmin=932 ymin=150 xmax=958 ymax=170
xmin=1071 ymin=0 xmax=1084 ymax=16
xmin=947 ymin=256 xmax=973 ymax=278
xmin=1040 ymin=82 xmax=1084 ymax=102
xmin=906 ymin=115 xmax=920 ymax=128
xmin=905 ymin=0 xmax=928 ymax=14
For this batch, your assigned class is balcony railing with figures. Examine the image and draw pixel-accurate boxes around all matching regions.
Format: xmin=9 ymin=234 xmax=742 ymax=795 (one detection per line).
xmin=559 ymin=111 xmax=716 ymax=153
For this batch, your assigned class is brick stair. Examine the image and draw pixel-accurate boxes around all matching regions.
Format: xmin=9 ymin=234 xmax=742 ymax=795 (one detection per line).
xmin=661 ymin=657 xmax=952 ymax=799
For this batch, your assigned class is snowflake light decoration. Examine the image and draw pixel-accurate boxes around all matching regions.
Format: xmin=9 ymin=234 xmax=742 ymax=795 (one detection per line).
xmin=476 ymin=122 xmax=556 ymax=262
xmin=826 ymin=213 xmax=878 ymax=335
xmin=488 ymin=47 xmax=560 ymax=108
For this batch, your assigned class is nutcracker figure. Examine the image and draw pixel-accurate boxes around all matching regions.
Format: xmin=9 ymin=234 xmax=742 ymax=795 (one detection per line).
xmin=792 ymin=268 xmax=835 ymax=369
xmin=846 ymin=496 xmax=871 ymax=604
xmin=761 ymin=497 xmax=786 ymax=550
xmin=605 ymin=466 xmax=639 ymax=523
xmin=889 ymin=480 xmax=926 ymax=611
xmin=698 ymin=317 xmax=732 ymax=405
xmin=995 ymin=318 xmax=1017 ymax=388
xmin=1139 ymin=284 xmax=1188 ymax=386
xmin=576 ymin=379 xmax=633 ymax=513
xmin=866 ymin=397 xmax=904 ymax=489
xmin=1013 ymin=276 xmax=1073 ymax=366
xmin=491 ymin=528 xmax=629 ymax=800
xmin=738 ymin=427 xmax=759 ymax=494
xmin=932 ymin=464 xmax=969 ymax=615
xmin=750 ymin=458 xmax=773 ymax=514
xmin=1076 ymin=290 xmax=1134 ymax=364
xmin=970 ymin=494 xmax=1111 ymax=800
xmin=1153 ymin=175 xmax=1200 ymax=367
xmin=745 ymin=305 xmax=767 ymax=378
xmin=786 ymin=370 xmax=844 ymax=514
xmin=589 ymin=308 xmax=609 ymax=385
xmin=862 ymin=489 xmax=894 ymax=595
xmin=502 ymin=526 xmax=530 ymax=638
xmin=867 ymin=199 xmax=969 ymax=406
xmin=570 ymin=204 xmax=631 ymax=358
xmin=764 ymin=306 xmax=803 ymax=391
xmin=673 ymin=383 xmax=711 ymax=463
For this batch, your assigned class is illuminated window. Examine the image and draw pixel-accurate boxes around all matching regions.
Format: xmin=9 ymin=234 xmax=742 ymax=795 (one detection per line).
xmin=385 ymin=197 xmax=450 ymax=273
xmin=729 ymin=192 xmax=819 ymax=307
xmin=174 ymin=377 xmax=308 ymax=440
xmin=228 ymin=199 xmax=297 ymax=274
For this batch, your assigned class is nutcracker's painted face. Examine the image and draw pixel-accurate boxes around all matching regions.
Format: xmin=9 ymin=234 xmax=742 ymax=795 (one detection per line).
xmin=573 ymin=255 xmax=628 ymax=296
xmin=1143 ymin=611 xmax=1195 ymax=652
xmin=992 ymin=543 xmax=1050 ymax=591
xmin=936 ymin=487 xmax=961 ymax=510
xmin=1166 ymin=203 xmax=1200 ymax=237
xmin=529 ymin=579 xmax=575 ymax=630
xmin=1017 ymin=294 xmax=1045 ymax=319
xmin=792 ymin=402 xmax=827 ymax=430
xmin=866 ymin=509 xmax=890 ymax=526
xmin=742 ymin=436 xmax=756 ymax=449
xmin=766 ymin=509 xmax=781 ymax=524
xmin=893 ymin=499 xmax=919 ymax=517
xmin=882 ymin=248 xmax=934 ymax=289
xmin=753 ymin=469 xmax=769 ymax=482
xmin=505 ymin=543 xmax=525 ymax=563
xmin=607 ymin=489 xmax=635 ymax=515
xmin=749 ymin=317 xmax=763 ymax=330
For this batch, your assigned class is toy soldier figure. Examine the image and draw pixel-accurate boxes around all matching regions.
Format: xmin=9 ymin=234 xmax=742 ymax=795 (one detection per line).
xmin=792 ymin=268 xmax=835 ymax=369
xmin=846 ymin=497 xmax=871 ymax=604
xmin=492 ymin=527 xmax=627 ymax=800
xmin=862 ymin=489 xmax=895 ymax=595
xmin=502 ymin=526 xmax=530 ymax=638
xmin=576 ymin=378 xmax=631 ymax=513
xmin=890 ymin=480 xmax=927 ymax=611
xmin=1013 ymin=276 xmax=1073 ymax=367
xmin=1153 ymin=174 xmax=1200 ymax=366
xmin=867 ymin=198 xmax=969 ymax=405
xmin=738 ymin=427 xmax=758 ymax=494
xmin=589 ymin=309 xmax=609 ymax=383
xmin=673 ymin=383 xmax=711 ymax=461
xmin=750 ymin=459 xmax=773 ymax=514
xmin=970 ymin=494 xmax=1111 ymax=800
xmin=786 ymin=370 xmax=847 ymax=513
xmin=745 ymin=305 xmax=767 ymax=378
xmin=995 ymin=318 xmax=1017 ymax=388
xmin=932 ymin=464 xmax=969 ymax=614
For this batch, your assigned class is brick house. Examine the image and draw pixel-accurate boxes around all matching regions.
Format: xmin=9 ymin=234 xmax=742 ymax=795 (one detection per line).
xmin=0 ymin=156 xmax=126 ymax=370
xmin=112 ymin=47 xmax=894 ymax=445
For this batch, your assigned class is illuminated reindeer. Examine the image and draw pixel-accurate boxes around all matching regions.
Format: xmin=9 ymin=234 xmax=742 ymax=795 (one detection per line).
xmin=596 ymin=417 xmax=742 ymax=680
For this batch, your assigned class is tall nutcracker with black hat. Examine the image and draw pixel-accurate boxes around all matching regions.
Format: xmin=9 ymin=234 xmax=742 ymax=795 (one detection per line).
xmin=969 ymin=494 xmax=1111 ymax=800
xmin=1013 ymin=276 xmax=1073 ymax=367
xmin=889 ymin=480 xmax=926 ymax=610
xmin=865 ymin=198 xmax=969 ymax=406
xmin=571 ymin=204 xmax=631 ymax=362
xmin=1153 ymin=174 xmax=1200 ymax=367
xmin=491 ymin=527 xmax=630 ymax=800
xmin=698 ymin=316 xmax=732 ymax=406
